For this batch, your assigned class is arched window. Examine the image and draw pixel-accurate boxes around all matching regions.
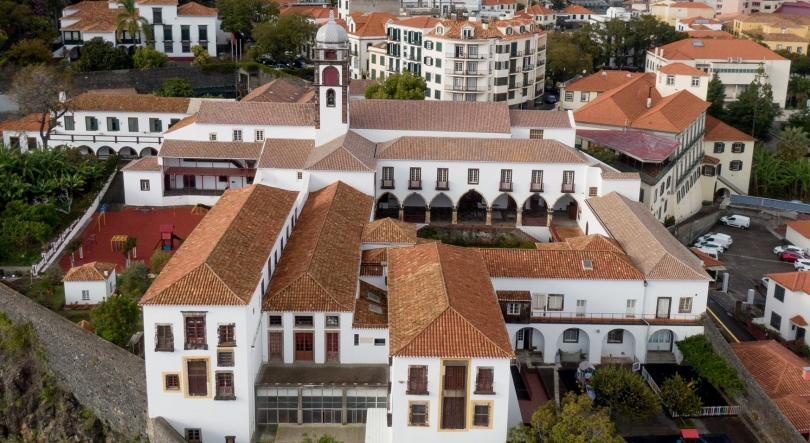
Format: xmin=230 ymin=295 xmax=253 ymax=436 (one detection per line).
xmin=322 ymin=66 xmax=339 ymax=86
xmin=326 ymin=89 xmax=336 ymax=107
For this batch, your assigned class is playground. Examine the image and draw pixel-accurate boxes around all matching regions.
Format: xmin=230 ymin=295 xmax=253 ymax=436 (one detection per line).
xmin=58 ymin=205 xmax=209 ymax=272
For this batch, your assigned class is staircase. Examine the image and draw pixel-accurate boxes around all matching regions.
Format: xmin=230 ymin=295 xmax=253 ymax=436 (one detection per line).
xmin=646 ymin=351 xmax=677 ymax=364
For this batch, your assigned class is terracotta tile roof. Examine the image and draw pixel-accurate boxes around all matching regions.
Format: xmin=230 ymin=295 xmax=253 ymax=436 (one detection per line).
xmin=388 ymin=243 xmax=514 ymax=358
xmin=61 ymin=1 xmax=120 ymax=32
xmin=484 ymin=0 xmax=516 ymax=6
xmin=362 ymin=247 xmax=387 ymax=264
xmin=263 ymin=182 xmax=373 ymax=312
xmin=686 ymin=30 xmax=734 ymax=38
xmin=177 ymin=2 xmax=217 ymax=15
xmin=496 ymin=290 xmax=531 ymax=301
xmin=196 ymin=101 xmax=315 ymax=126
xmin=0 ymin=114 xmax=48 ymax=134
xmin=564 ymin=4 xmax=594 ymax=13
xmin=70 ymin=92 xmax=191 ymax=113
xmin=136 ymin=0 xmax=177 ymax=4
xmin=563 ymin=70 xmax=642 ymax=92
xmin=739 ymin=11 xmax=810 ymax=25
xmin=86 ymin=88 xmax=138 ymax=94
xmin=655 ymin=1 xmax=712 ymax=7
xmin=258 ymin=139 xmax=314 ymax=169
xmin=305 ymin=131 xmax=377 ymax=171
xmin=353 ymin=281 xmax=388 ymax=328
xmin=376 ymin=137 xmax=590 ymax=163
xmin=121 ymin=156 xmax=161 ymax=171
xmin=731 ymin=340 xmax=810 ymax=398
xmin=767 ymin=271 xmax=810 ymax=293
xmin=690 ymin=247 xmax=724 ymax=267
xmin=787 ymin=220 xmax=810 ymax=239
xmin=349 ymin=79 xmax=377 ymax=96
xmin=480 ymin=248 xmax=642 ymax=280
xmin=160 ymin=140 xmax=263 ymax=159
xmin=679 ymin=15 xmax=722 ymax=25
xmin=524 ymin=4 xmax=555 ymax=14
xmin=655 ymin=37 xmax=786 ymax=61
xmin=426 ymin=19 xmax=503 ymax=40
xmin=280 ymin=5 xmax=337 ymax=20
xmin=394 ymin=16 xmax=441 ymax=28
xmin=602 ymin=172 xmax=640 ymax=180
xmin=751 ymin=31 xmax=809 ymax=42
xmin=701 ymin=154 xmax=720 ymax=165
xmin=658 ymin=62 xmax=709 ymax=76
xmin=716 ymin=12 xmax=749 ymax=21
xmin=141 ymin=185 xmax=297 ymax=305
xmin=566 ymin=234 xmax=625 ymax=252
xmin=587 ymin=192 xmax=711 ymax=280
xmin=574 ymin=74 xmax=710 ymax=133
xmin=349 ymin=12 xmax=397 ymax=37
xmin=704 ymin=115 xmax=756 ymax=141
xmin=775 ymin=2 xmax=810 ymax=14
xmin=351 ymin=100 xmax=511 ymax=133
xmin=361 ymin=218 xmax=418 ymax=244
xmin=63 ymin=261 xmax=116 ymax=282
xmin=773 ymin=395 xmax=810 ymax=432
xmin=792 ymin=315 xmax=809 ymax=327
xmin=535 ymin=242 xmax=574 ymax=250
xmin=577 ymin=129 xmax=680 ymax=162
xmin=509 ymin=110 xmax=572 ymax=128
xmin=163 ymin=114 xmax=197 ymax=134
xmin=242 ymin=78 xmax=315 ymax=103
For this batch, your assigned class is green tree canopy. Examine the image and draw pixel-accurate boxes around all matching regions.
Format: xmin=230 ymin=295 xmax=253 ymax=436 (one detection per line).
xmin=133 ymin=45 xmax=168 ymax=68
xmin=154 ymin=77 xmax=194 ymax=97
xmin=531 ymin=393 xmax=625 ymax=443
xmin=776 ymin=49 xmax=810 ymax=77
xmin=150 ymin=250 xmax=172 ymax=273
xmin=364 ymin=71 xmax=427 ymax=100
xmin=659 ymin=373 xmax=703 ymax=418
xmin=3 ymin=39 xmax=53 ymax=66
xmin=297 ymin=433 xmax=343 ymax=443
xmin=777 ymin=126 xmax=810 ymax=161
xmin=117 ymin=261 xmax=152 ymax=298
xmin=78 ymin=37 xmax=133 ymax=72
xmin=116 ymin=0 xmax=153 ymax=43
xmin=788 ymin=76 xmax=810 ymax=109
xmin=90 ymin=294 xmax=140 ymax=346
xmin=546 ymin=32 xmax=593 ymax=84
xmin=251 ymin=13 xmax=317 ymax=62
xmin=507 ymin=424 xmax=538 ymax=443
xmin=191 ymin=45 xmax=211 ymax=66
xmin=724 ymin=64 xmax=779 ymax=138
xmin=590 ymin=365 xmax=662 ymax=421
xmin=218 ymin=0 xmax=279 ymax=35
xmin=0 ymin=29 xmax=7 ymax=50
xmin=707 ymin=72 xmax=726 ymax=120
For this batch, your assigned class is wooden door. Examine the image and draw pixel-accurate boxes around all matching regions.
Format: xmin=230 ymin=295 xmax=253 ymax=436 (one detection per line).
xmin=267 ymin=331 xmax=283 ymax=362
xmin=568 ymin=201 xmax=577 ymax=220
xmin=656 ymin=297 xmax=671 ymax=319
xmin=295 ymin=332 xmax=314 ymax=361
xmin=326 ymin=332 xmax=339 ymax=362
xmin=799 ymin=328 xmax=807 ymax=341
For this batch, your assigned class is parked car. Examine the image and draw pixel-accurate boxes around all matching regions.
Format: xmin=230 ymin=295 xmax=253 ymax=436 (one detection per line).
xmin=780 ymin=251 xmax=804 ymax=262
xmin=761 ymin=276 xmax=770 ymax=287
xmin=697 ymin=235 xmax=731 ymax=248
xmin=545 ymin=94 xmax=558 ymax=104
xmin=693 ymin=241 xmax=725 ymax=253
xmin=795 ymin=259 xmax=810 ymax=269
xmin=719 ymin=215 xmax=750 ymax=229
xmin=799 ymin=265 xmax=810 ymax=272
xmin=774 ymin=245 xmax=805 ymax=255
xmin=699 ymin=232 xmax=732 ymax=242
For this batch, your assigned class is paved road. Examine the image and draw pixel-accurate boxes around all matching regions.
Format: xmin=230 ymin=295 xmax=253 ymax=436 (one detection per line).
xmin=707 ymin=294 xmax=757 ymax=342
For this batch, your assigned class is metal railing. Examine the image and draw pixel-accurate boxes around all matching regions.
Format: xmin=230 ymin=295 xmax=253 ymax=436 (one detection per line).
xmin=445 ymin=52 xmax=485 ymax=59
xmin=445 ymin=68 xmax=484 ymax=75
xmin=528 ymin=312 xmax=702 ymax=324
xmin=530 ymin=182 xmax=544 ymax=192
xmin=50 ymin=134 xmax=163 ymax=144
xmin=408 ymin=180 xmax=422 ymax=190
xmin=644 ymin=367 xmax=741 ymax=418
xmin=444 ymin=83 xmax=487 ymax=92
xmin=381 ymin=179 xmax=395 ymax=189
xmin=730 ymin=195 xmax=810 ymax=213
xmin=436 ymin=181 xmax=449 ymax=191
xmin=499 ymin=182 xmax=513 ymax=192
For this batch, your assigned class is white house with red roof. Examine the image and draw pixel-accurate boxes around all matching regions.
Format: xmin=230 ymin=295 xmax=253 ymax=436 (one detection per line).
xmin=760 ymin=271 xmax=810 ymax=341
xmin=62 ymin=261 xmax=117 ymax=306
xmin=701 ymin=115 xmax=756 ymax=199
xmin=676 ymin=16 xmax=724 ymax=31
xmin=785 ymin=220 xmax=810 ymax=255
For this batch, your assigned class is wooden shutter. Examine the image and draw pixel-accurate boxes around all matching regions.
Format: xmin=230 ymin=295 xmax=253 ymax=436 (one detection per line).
xmin=408 ymin=366 xmax=428 ymax=394
xmin=476 ymin=368 xmax=494 ymax=393
xmin=187 ymin=360 xmax=208 ymax=396
xmin=185 ymin=316 xmax=205 ymax=347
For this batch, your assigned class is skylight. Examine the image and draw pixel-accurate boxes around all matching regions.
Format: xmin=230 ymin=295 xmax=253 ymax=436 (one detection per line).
xmin=369 ymin=304 xmax=383 ymax=314
xmin=368 ymin=292 xmax=381 ymax=303
xmin=582 ymin=260 xmax=594 ymax=270
xmin=692 ymin=39 xmax=704 ymax=47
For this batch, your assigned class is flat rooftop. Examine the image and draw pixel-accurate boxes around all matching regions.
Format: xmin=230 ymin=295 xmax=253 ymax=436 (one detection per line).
xmin=256 ymin=363 xmax=389 ymax=386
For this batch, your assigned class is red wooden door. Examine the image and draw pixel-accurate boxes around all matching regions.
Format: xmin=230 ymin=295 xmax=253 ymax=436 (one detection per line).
xmin=326 ymin=332 xmax=339 ymax=362
xmin=295 ymin=332 xmax=314 ymax=361
xmin=268 ymin=331 xmax=283 ymax=362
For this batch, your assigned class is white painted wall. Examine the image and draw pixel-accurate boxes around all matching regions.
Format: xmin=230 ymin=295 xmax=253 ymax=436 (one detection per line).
xmin=786 ymin=227 xmax=810 ymax=254
xmin=124 ymin=170 xmax=163 ymax=206
xmin=762 ymin=277 xmax=810 ymax=340
xmin=351 ymin=129 xmax=510 ymax=143
xmin=64 ymin=275 xmax=114 ymax=305
xmin=509 ymin=126 xmax=575 ymax=147
xmin=309 ymin=171 xmax=375 ymax=195
xmin=166 ymin=122 xmax=316 ymax=142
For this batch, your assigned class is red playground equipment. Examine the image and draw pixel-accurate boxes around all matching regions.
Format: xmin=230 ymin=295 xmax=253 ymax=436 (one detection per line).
xmin=157 ymin=224 xmax=183 ymax=251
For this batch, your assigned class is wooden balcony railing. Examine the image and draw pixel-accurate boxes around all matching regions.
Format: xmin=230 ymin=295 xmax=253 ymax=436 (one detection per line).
xmin=499 ymin=181 xmax=513 ymax=192
xmin=561 ymin=183 xmax=575 ymax=193
xmin=436 ymin=181 xmax=449 ymax=191
xmin=408 ymin=180 xmax=422 ymax=190
xmin=530 ymin=182 xmax=544 ymax=192
xmin=381 ymin=179 xmax=395 ymax=189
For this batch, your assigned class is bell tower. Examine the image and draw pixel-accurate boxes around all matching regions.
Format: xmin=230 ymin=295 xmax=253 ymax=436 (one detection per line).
xmin=313 ymin=12 xmax=350 ymax=145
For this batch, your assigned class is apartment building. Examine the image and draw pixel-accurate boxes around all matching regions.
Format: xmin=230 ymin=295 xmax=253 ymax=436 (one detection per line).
xmin=59 ymin=0 xmax=223 ymax=60
xmin=649 ymin=0 xmax=715 ymax=26
xmin=733 ymin=12 xmax=810 ymax=53
xmin=347 ymin=12 xmax=399 ymax=79
xmin=701 ymin=115 xmax=756 ymax=198
xmin=646 ymin=37 xmax=790 ymax=107
xmin=384 ymin=16 xmax=441 ymax=80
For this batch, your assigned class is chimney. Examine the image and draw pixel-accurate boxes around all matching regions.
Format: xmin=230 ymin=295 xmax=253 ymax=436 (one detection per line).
xmin=803 ymin=367 xmax=810 ymax=381
xmin=646 ymin=87 xmax=652 ymax=108
xmin=103 ymin=270 xmax=109 ymax=277
xmin=602 ymin=71 xmax=607 ymax=76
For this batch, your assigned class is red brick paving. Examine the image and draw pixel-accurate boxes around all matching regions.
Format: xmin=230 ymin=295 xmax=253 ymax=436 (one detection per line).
xmin=58 ymin=206 xmax=205 ymax=272
xmin=519 ymin=371 xmax=550 ymax=423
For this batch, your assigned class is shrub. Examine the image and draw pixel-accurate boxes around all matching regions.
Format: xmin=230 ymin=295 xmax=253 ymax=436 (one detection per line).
xmin=676 ymin=335 xmax=744 ymax=394
xmin=133 ymin=45 xmax=168 ymax=69
xmin=660 ymin=373 xmax=703 ymax=418
xmin=591 ymin=365 xmax=661 ymax=420
xmin=89 ymin=295 xmax=140 ymax=346
xmin=150 ymin=250 xmax=172 ymax=273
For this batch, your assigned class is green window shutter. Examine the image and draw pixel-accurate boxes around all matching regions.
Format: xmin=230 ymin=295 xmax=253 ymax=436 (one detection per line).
xmin=129 ymin=118 xmax=138 ymax=132
xmin=437 ymin=42 xmax=442 ymax=52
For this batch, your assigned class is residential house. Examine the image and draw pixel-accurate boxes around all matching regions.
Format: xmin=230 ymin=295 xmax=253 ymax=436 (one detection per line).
xmin=646 ymin=37 xmax=790 ymax=107
xmin=676 ymin=16 xmax=725 ymax=30
xmin=733 ymin=12 xmax=810 ymax=53
xmin=649 ymin=0 xmax=715 ymax=26
xmin=760 ymin=271 xmax=810 ymax=341
xmin=701 ymin=115 xmax=756 ymax=199
xmin=560 ymin=70 xmax=643 ymax=111
xmin=516 ymin=5 xmax=557 ymax=28
xmin=0 ymin=114 xmax=47 ymax=151
xmin=62 ymin=261 xmax=117 ymax=306
xmin=367 ymin=41 xmax=389 ymax=81
xmin=562 ymin=4 xmax=595 ymax=22
xmin=347 ymin=12 xmax=399 ymax=79
xmin=479 ymin=0 xmax=519 ymax=18
xmin=785 ymin=219 xmax=810 ymax=254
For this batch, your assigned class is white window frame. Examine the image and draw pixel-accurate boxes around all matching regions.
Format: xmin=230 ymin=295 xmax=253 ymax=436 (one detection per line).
xmin=666 ymin=75 xmax=675 ymax=85
xmin=209 ymin=133 xmax=217 ymax=141
xmin=81 ymin=289 xmax=90 ymax=300
xmin=233 ymin=129 xmax=243 ymax=141
xmin=507 ymin=303 xmax=520 ymax=315
xmin=563 ymin=328 xmax=579 ymax=343
xmin=140 ymin=179 xmax=150 ymax=191
xmin=678 ymin=297 xmax=693 ymax=313
xmin=255 ymin=130 xmax=264 ymax=141
xmin=468 ymin=168 xmax=479 ymax=184
xmin=547 ymin=294 xmax=563 ymax=311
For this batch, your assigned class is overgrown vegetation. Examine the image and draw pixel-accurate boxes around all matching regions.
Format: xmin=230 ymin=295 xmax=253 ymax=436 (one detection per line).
xmin=117 ymin=262 xmax=152 ymax=298
xmin=751 ymin=142 xmax=810 ymax=200
xmin=90 ymin=295 xmax=140 ymax=347
xmin=419 ymin=227 xmax=536 ymax=249
xmin=297 ymin=433 xmax=343 ymax=443
xmin=364 ymin=71 xmax=426 ymax=100
xmin=675 ymin=335 xmax=744 ymax=394
xmin=590 ymin=365 xmax=661 ymax=421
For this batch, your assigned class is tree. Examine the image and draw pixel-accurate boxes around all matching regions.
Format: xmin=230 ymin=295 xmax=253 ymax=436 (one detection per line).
xmin=78 ymin=37 xmax=133 ymax=72
xmin=531 ymin=393 xmax=625 ymax=443
xmin=154 ymin=78 xmax=194 ymax=97
xmin=0 ymin=29 xmax=7 ymax=49
xmin=507 ymin=424 xmax=538 ymax=443
xmin=218 ymin=0 xmax=279 ymax=35
xmin=788 ymin=76 xmax=810 ymax=108
xmin=786 ymin=107 xmax=810 ymax=134
xmin=117 ymin=261 xmax=152 ymax=298
xmin=2 ymin=39 xmax=52 ymax=66
xmin=724 ymin=64 xmax=779 ymax=138
xmin=659 ymin=373 xmax=703 ymax=418
xmin=251 ymin=13 xmax=316 ymax=62
xmin=296 ymin=433 xmax=343 ymax=443
xmin=776 ymin=49 xmax=810 ymax=77
xmin=364 ymin=71 xmax=426 ymax=100
xmin=65 ymin=237 xmax=84 ymax=268
xmin=590 ymin=365 xmax=662 ymax=421
xmin=191 ymin=45 xmax=210 ymax=66
xmin=133 ymin=45 xmax=168 ymax=68
xmin=9 ymin=65 xmax=75 ymax=148
xmin=777 ymin=126 xmax=810 ymax=161
xmin=116 ymin=0 xmax=153 ymax=43
xmin=150 ymin=250 xmax=172 ymax=273
xmin=707 ymin=72 xmax=726 ymax=120
xmin=89 ymin=295 xmax=140 ymax=346
xmin=24 ymin=16 xmax=59 ymax=43
xmin=550 ymin=0 xmax=566 ymax=9
xmin=546 ymin=32 xmax=593 ymax=84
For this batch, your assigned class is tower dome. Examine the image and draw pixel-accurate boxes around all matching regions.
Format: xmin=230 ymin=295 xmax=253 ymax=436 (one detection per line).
xmin=316 ymin=11 xmax=348 ymax=45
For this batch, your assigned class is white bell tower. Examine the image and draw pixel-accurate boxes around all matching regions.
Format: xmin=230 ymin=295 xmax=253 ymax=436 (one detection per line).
xmin=313 ymin=12 xmax=350 ymax=145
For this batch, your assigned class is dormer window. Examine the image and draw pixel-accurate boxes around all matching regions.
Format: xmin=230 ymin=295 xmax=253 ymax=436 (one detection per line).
xmin=351 ymin=24 xmax=355 ymax=32
xmin=437 ymin=26 xmax=444 ymax=34
xmin=462 ymin=27 xmax=473 ymax=38
xmin=506 ymin=27 xmax=513 ymax=35
xmin=519 ymin=25 xmax=525 ymax=33
xmin=529 ymin=24 xmax=533 ymax=30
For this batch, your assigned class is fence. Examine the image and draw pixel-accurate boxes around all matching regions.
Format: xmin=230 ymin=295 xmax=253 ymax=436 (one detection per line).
xmin=30 ymin=169 xmax=118 ymax=275
xmin=730 ymin=195 xmax=810 ymax=214
xmin=642 ymin=366 xmax=742 ymax=418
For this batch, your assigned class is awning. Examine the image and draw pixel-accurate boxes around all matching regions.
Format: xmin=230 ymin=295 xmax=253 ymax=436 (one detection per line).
xmin=791 ymin=315 xmax=808 ymax=327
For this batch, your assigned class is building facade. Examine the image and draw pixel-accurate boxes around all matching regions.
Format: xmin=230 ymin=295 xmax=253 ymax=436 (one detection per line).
xmin=62 ymin=261 xmax=117 ymax=306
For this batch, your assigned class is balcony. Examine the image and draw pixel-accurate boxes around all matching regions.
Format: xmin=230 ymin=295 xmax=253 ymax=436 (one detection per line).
xmin=509 ymin=82 xmax=524 ymax=90
xmin=537 ymin=45 xmax=546 ymax=51
xmin=444 ymin=83 xmax=487 ymax=92
xmin=445 ymin=52 xmax=485 ymax=59
xmin=528 ymin=312 xmax=702 ymax=326
xmin=350 ymin=49 xmax=358 ymax=56
xmin=405 ymin=53 xmax=418 ymax=61
xmin=64 ymin=38 xmax=83 ymax=45
xmin=522 ymin=65 xmax=533 ymax=72
xmin=536 ymin=60 xmax=545 ymax=68
xmin=530 ymin=182 xmax=544 ymax=192
xmin=445 ymin=68 xmax=485 ymax=76
xmin=436 ymin=181 xmax=449 ymax=191
xmin=561 ymin=183 xmax=575 ymax=193
xmin=499 ymin=181 xmax=513 ymax=192
xmin=408 ymin=180 xmax=422 ymax=190
xmin=49 ymin=133 xmax=163 ymax=144
xmin=381 ymin=179 xmax=395 ymax=189
xmin=510 ymin=50 xmax=524 ymax=58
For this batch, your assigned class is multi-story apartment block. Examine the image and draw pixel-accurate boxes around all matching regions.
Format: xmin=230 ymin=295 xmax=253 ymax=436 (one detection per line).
xmin=347 ymin=12 xmax=399 ymax=79
xmin=59 ymin=0 xmax=223 ymax=60
xmin=649 ymin=0 xmax=715 ymax=26
xmin=733 ymin=12 xmax=810 ymax=53
xmin=646 ymin=37 xmax=790 ymax=107
xmin=384 ymin=16 xmax=441 ymax=80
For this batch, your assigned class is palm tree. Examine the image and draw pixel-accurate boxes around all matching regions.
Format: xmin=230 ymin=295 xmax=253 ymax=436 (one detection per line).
xmin=777 ymin=126 xmax=810 ymax=161
xmin=116 ymin=0 xmax=153 ymax=44
xmin=788 ymin=76 xmax=810 ymax=108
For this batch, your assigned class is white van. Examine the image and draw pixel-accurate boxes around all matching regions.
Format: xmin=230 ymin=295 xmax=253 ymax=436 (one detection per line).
xmin=719 ymin=215 xmax=750 ymax=229
xmin=698 ymin=235 xmax=732 ymax=248
xmin=697 ymin=248 xmax=720 ymax=260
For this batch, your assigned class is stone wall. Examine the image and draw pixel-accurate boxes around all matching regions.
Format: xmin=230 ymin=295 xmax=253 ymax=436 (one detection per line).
xmin=668 ymin=210 xmax=720 ymax=245
xmin=70 ymin=66 xmax=238 ymax=97
xmin=148 ymin=417 xmax=187 ymax=443
xmin=703 ymin=317 xmax=806 ymax=443
xmin=0 ymin=284 xmax=148 ymax=439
